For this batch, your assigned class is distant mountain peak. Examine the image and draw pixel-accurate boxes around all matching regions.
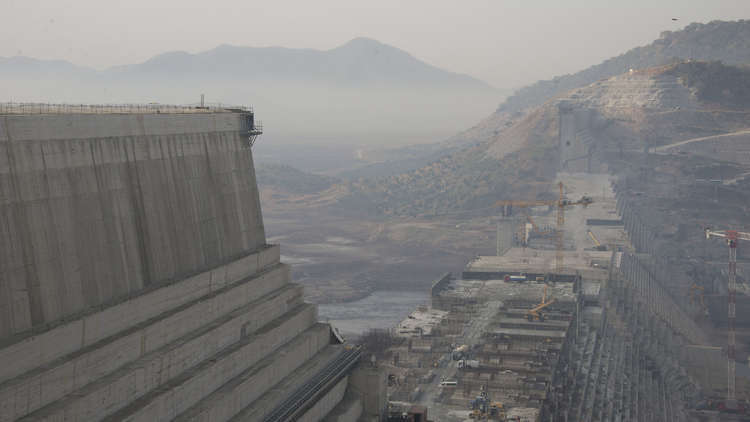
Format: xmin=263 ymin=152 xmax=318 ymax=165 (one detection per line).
xmin=336 ymin=37 xmax=387 ymax=49
xmin=329 ymin=37 xmax=406 ymax=57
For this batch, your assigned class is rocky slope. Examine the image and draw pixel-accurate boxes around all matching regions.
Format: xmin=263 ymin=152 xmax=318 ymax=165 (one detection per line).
xmin=444 ymin=20 xmax=750 ymax=154
xmin=336 ymin=61 xmax=750 ymax=216
xmin=500 ymin=20 xmax=750 ymax=114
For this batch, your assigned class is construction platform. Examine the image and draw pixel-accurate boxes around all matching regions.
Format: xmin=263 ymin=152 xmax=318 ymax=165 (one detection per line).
xmin=380 ymin=173 xmax=724 ymax=421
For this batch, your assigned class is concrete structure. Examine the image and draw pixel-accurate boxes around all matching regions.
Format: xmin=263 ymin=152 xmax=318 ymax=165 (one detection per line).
xmin=380 ymin=173 xmax=709 ymax=421
xmin=0 ymin=106 xmax=372 ymax=422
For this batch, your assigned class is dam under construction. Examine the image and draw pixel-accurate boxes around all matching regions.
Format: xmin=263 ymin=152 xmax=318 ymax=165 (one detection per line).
xmin=379 ymin=173 xmax=728 ymax=421
xmin=1 ymin=98 xmax=750 ymax=422
xmin=0 ymin=104 xmax=384 ymax=422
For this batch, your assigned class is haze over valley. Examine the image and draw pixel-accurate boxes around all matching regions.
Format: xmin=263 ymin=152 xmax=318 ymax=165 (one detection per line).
xmin=5 ymin=1 xmax=750 ymax=419
xmin=1 ymin=37 xmax=503 ymax=150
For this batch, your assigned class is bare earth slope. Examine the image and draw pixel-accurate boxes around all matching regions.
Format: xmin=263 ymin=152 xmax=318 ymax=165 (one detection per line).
xmin=331 ymin=61 xmax=750 ymax=217
xmin=445 ymin=20 xmax=750 ymax=155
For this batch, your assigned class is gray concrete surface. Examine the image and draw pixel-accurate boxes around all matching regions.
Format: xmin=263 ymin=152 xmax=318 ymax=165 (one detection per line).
xmin=322 ymin=394 xmax=363 ymax=422
xmin=0 ymin=110 xmax=364 ymax=422
xmin=1 ymin=268 xmax=297 ymax=420
xmin=348 ymin=363 xmax=387 ymax=422
xmin=298 ymin=377 xmax=349 ymax=422
xmin=0 ymin=112 xmax=265 ymax=338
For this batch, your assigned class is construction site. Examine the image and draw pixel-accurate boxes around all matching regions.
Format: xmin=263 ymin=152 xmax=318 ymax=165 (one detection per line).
xmin=374 ymin=172 xmax=730 ymax=421
xmin=359 ymin=61 xmax=750 ymax=422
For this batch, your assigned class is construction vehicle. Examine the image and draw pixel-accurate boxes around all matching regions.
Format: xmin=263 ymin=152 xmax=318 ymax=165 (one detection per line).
xmin=587 ymin=230 xmax=607 ymax=251
xmin=527 ymin=285 xmax=555 ymax=322
xmin=489 ymin=402 xmax=506 ymax=419
xmin=469 ymin=390 xmax=506 ymax=420
xmin=705 ymin=228 xmax=750 ymax=410
xmin=494 ymin=182 xmax=593 ymax=274
xmin=458 ymin=359 xmax=480 ymax=369
xmin=504 ymin=275 xmax=527 ymax=283
xmin=452 ymin=344 xmax=469 ymax=360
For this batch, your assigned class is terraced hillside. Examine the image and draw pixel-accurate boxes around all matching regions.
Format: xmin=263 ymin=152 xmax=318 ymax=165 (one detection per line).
xmin=335 ymin=61 xmax=750 ymax=216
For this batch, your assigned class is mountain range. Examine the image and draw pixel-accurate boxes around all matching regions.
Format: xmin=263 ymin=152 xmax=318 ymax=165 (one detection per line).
xmin=0 ymin=38 xmax=502 ymax=147
xmin=106 ymin=38 xmax=494 ymax=89
xmin=323 ymin=20 xmax=750 ymax=216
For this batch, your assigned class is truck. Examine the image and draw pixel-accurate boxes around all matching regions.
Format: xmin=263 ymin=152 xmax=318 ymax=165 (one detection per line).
xmin=452 ymin=344 xmax=469 ymax=360
xmin=504 ymin=275 xmax=527 ymax=283
xmin=458 ymin=359 xmax=480 ymax=369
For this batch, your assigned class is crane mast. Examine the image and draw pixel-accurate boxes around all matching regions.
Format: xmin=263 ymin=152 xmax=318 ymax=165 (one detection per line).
xmin=705 ymin=228 xmax=750 ymax=406
xmin=556 ymin=182 xmax=565 ymax=274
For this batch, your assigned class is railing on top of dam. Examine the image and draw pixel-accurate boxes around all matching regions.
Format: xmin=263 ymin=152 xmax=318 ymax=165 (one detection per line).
xmin=0 ymin=102 xmax=254 ymax=115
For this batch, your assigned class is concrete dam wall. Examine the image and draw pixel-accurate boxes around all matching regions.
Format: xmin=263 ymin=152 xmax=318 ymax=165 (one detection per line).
xmin=0 ymin=112 xmax=265 ymax=338
xmin=0 ymin=109 xmax=369 ymax=421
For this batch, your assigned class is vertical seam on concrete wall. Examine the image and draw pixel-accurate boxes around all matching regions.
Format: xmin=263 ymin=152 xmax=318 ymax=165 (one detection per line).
xmin=202 ymin=136 xmax=222 ymax=265
xmin=164 ymin=136 xmax=183 ymax=274
xmin=3 ymin=116 xmax=44 ymax=328
xmin=124 ymin=135 xmax=153 ymax=286
xmin=90 ymin=139 xmax=125 ymax=302
xmin=157 ymin=136 xmax=179 ymax=277
xmin=40 ymin=142 xmax=68 ymax=319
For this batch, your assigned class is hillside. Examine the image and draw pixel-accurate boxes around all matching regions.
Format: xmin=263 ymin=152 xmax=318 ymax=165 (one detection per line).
xmin=434 ymin=20 xmax=750 ymax=158
xmin=664 ymin=61 xmax=750 ymax=109
xmin=499 ymin=20 xmax=750 ymax=114
xmin=337 ymin=61 xmax=750 ymax=216
xmin=341 ymin=142 xmax=557 ymax=217
xmin=255 ymin=163 xmax=337 ymax=194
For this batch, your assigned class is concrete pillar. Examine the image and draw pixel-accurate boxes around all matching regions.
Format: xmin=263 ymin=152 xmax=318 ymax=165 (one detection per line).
xmin=348 ymin=362 xmax=387 ymax=422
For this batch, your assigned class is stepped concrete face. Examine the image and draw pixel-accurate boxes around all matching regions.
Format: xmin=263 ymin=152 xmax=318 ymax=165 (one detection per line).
xmin=0 ymin=109 xmax=363 ymax=422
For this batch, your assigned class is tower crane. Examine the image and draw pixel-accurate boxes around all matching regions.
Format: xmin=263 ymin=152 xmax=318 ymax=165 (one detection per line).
xmin=705 ymin=228 xmax=750 ymax=407
xmin=494 ymin=182 xmax=593 ymax=274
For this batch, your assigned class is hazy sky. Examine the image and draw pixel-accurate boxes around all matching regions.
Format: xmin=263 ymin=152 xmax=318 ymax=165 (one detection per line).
xmin=2 ymin=0 xmax=749 ymax=89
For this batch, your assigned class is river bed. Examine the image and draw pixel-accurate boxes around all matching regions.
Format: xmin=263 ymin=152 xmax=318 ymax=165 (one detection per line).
xmin=318 ymin=290 xmax=430 ymax=339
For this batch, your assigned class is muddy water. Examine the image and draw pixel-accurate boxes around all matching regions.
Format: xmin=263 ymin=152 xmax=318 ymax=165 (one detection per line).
xmin=318 ymin=290 xmax=430 ymax=338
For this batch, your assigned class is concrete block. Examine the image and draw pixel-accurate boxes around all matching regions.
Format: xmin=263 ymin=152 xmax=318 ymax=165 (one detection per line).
xmin=323 ymin=395 xmax=363 ymax=422
xmin=0 ymin=247 xmax=282 ymax=384
xmin=19 ymin=301 xmax=315 ymax=422
xmin=173 ymin=323 xmax=333 ymax=422
xmin=348 ymin=364 xmax=387 ymax=421
xmin=99 ymin=309 xmax=323 ymax=422
xmin=259 ymin=244 xmax=281 ymax=269
xmin=298 ymin=377 xmax=348 ymax=422
xmin=0 ymin=265 xmax=293 ymax=420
